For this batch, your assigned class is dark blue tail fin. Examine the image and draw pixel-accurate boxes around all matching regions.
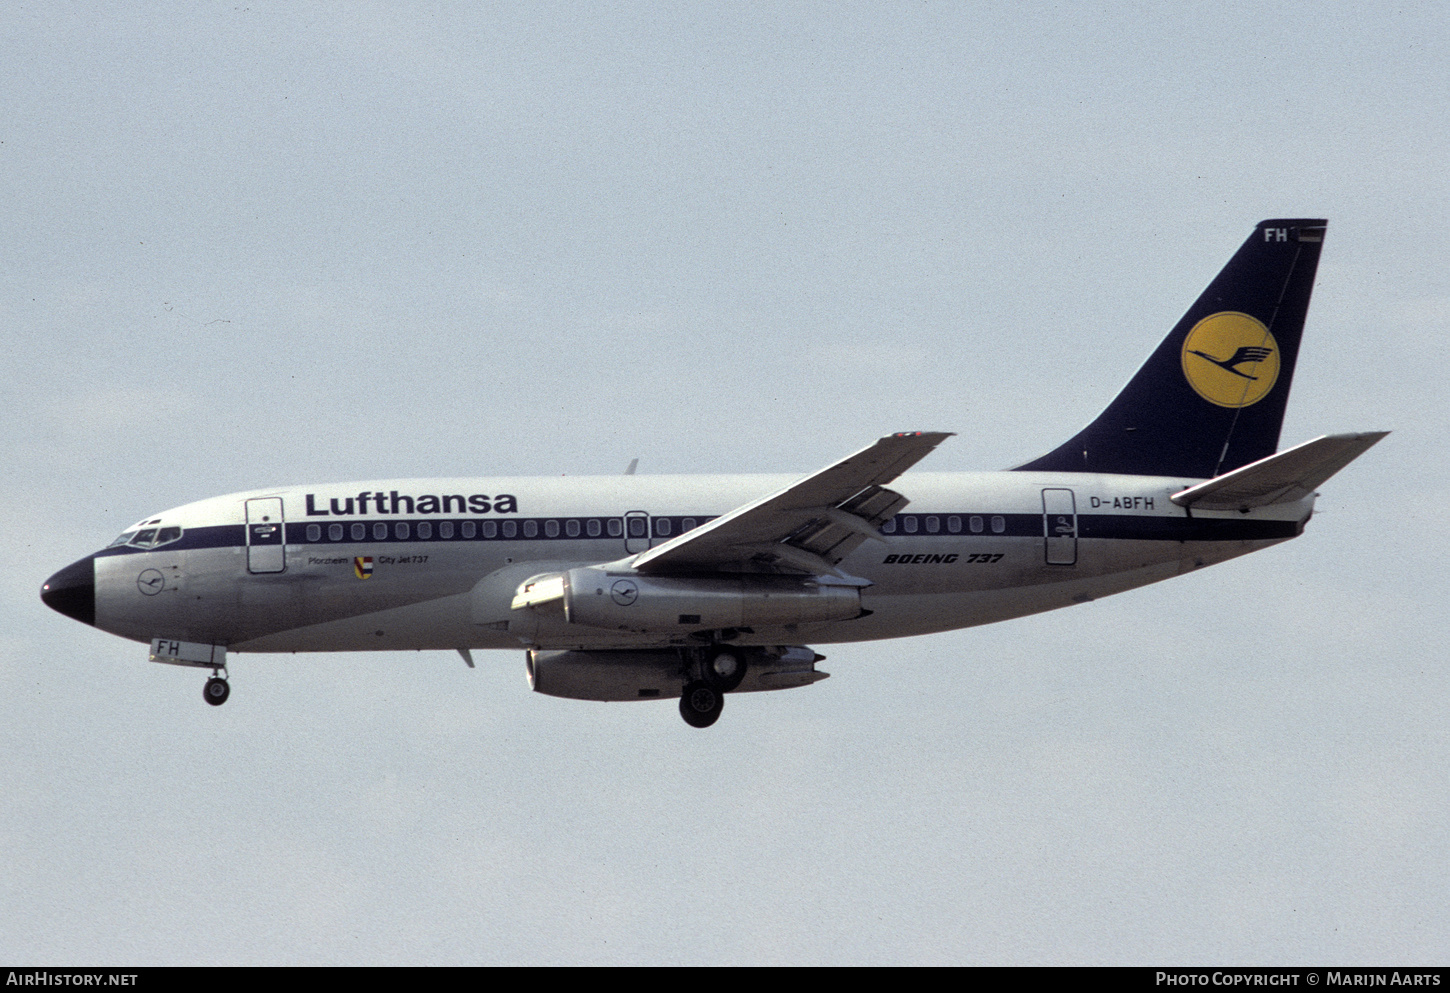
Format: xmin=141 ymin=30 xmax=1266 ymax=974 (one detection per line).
xmin=1016 ymin=218 xmax=1327 ymax=479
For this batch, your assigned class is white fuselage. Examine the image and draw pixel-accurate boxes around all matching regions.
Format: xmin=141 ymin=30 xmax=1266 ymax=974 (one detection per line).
xmin=90 ymin=470 xmax=1309 ymax=657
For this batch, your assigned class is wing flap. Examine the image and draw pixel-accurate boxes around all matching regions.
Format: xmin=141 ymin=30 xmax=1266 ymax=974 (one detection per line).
xmin=633 ymin=432 xmax=952 ymax=574
xmin=1171 ymin=432 xmax=1388 ymax=511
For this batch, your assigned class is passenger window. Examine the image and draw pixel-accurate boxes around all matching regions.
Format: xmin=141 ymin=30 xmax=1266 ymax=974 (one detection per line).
xmin=565 ymin=519 xmax=580 ymax=537
xmin=607 ymin=519 xmax=623 ymax=537
xmin=947 ymin=516 xmax=962 ymax=534
xmin=656 ymin=518 xmax=672 ymax=537
xmin=417 ymin=522 xmax=432 ymax=540
xmin=502 ymin=520 xmax=517 ymax=538
xmin=439 ymin=521 xmax=454 ymax=539
xmin=682 ymin=518 xmax=696 ymax=531
xmin=991 ymin=515 xmax=1006 ymax=534
xmin=306 ymin=524 xmax=321 ymax=542
xmin=523 ymin=520 xmax=538 ymax=538
xmin=463 ymin=521 xmax=479 ymax=539
xmin=586 ymin=519 xmax=601 ymax=537
xmin=544 ymin=520 xmax=559 ymax=538
xmin=628 ymin=517 xmax=646 ymax=537
xmin=330 ymin=524 xmax=344 ymax=541
xmin=481 ymin=521 xmax=496 ymax=538
xmin=881 ymin=519 xmax=897 ymax=534
xmin=925 ymin=516 xmax=940 ymax=534
xmin=970 ymin=516 xmax=983 ymax=534
xmin=373 ymin=523 xmax=388 ymax=540
xmin=903 ymin=516 xmax=919 ymax=534
xmin=352 ymin=523 xmax=367 ymax=541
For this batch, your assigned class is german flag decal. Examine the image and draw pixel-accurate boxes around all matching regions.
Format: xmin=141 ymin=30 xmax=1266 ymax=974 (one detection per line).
xmin=353 ymin=557 xmax=374 ymax=580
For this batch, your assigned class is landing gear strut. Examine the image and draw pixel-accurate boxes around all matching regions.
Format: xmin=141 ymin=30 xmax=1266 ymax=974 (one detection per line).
xmin=203 ymin=671 xmax=230 ymax=706
xmin=679 ymin=680 xmax=723 ymax=728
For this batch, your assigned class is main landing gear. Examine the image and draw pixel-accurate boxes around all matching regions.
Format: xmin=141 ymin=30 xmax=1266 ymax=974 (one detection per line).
xmin=679 ymin=681 xmax=723 ymax=728
xmin=678 ymin=648 xmax=748 ymax=728
xmin=703 ymin=649 xmax=747 ymax=692
xmin=203 ymin=669 xmax=230 ymax=706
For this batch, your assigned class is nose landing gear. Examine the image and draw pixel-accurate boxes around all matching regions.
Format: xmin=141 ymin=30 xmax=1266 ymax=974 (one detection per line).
xmin=203 ymin=670 xmax=230 ymax=706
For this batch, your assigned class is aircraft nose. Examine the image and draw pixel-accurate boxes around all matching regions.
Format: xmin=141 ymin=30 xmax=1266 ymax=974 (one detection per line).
xmin=41 ymin=555 xmax=96 ymax=627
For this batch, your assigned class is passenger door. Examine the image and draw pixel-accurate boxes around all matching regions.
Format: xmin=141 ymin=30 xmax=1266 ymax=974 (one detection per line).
xmin=246 ymin=498 xmax=286 ymax=573
xmin=1042 ymin=488 xmax=1077 ymax=566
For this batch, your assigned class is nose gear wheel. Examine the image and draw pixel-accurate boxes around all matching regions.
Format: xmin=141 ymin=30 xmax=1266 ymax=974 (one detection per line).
xmin=203 ymin=676 xmax=230 ymax=706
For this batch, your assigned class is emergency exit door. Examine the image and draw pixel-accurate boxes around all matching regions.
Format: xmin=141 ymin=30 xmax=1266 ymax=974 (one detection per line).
xmin=1042 ymin=488 xmax=1077 ymax=566
xmin=624 ymin=511 xmax=651 ymax=555
xmin=246 ymin=498 xmax=286 ymax=573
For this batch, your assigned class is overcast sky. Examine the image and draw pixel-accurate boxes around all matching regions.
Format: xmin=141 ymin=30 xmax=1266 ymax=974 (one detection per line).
xmin=2 ymin=1 xmax=1446 ymax=965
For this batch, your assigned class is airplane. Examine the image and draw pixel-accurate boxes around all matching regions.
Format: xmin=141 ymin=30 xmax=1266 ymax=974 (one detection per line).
xmin=41 ymin=218 xmax=1386 ymax=728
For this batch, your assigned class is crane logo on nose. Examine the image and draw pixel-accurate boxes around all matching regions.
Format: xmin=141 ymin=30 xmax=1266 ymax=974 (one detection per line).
xmin=137 ymin=569 xmax=165 ymax=596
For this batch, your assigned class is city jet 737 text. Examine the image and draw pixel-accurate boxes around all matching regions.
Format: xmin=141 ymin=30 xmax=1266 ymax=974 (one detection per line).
xmin=42 ymin=219 xmax=1386 ymax=727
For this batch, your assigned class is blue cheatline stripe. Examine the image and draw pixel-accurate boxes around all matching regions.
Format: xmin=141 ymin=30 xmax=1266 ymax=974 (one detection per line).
xmin=1077 ymin=514 xmax=1298 ymax=541
xmin=90 ymin=510 xmax=1299 ymax=558
xmin=882 ymin=513 xmax=1298 ymax=541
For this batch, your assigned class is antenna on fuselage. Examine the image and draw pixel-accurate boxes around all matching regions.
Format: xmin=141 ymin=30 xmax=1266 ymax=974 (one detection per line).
xmin=624 ymin=458 xmax=638 ymax=475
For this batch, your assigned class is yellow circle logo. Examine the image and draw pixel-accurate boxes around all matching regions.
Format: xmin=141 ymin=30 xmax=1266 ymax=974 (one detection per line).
xmin=1180 ymin=311 xmax=1280 ymax=408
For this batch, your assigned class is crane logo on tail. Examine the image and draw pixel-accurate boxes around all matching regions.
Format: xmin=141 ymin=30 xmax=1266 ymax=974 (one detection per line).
xmin=1181 ymin=311 xmax=1280 ymax=408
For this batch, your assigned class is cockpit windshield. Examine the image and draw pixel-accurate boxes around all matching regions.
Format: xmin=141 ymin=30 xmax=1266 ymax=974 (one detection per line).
xmin=108 ymin=526 xmax=184 ymax=550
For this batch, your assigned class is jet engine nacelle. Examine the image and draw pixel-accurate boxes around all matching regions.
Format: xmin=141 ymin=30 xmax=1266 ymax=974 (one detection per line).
xmin=526 ymin=648 xmax=686 ymax=701
xmin=527 ymin=646 xmax=829 ymax=702
xmin=560 ymin=567 xmax=861 ymax=633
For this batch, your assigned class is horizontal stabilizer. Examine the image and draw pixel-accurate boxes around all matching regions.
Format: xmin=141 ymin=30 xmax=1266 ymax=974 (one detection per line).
xmin=1170 ymin=432 xmax=1388 ymax=511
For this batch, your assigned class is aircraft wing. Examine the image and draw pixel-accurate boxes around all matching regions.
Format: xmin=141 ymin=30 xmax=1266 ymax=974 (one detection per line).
xmin=1170 ymin=431 xmax=1388 ymax=511
xmin=631 ymin=432 xmax=954 ymax=577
